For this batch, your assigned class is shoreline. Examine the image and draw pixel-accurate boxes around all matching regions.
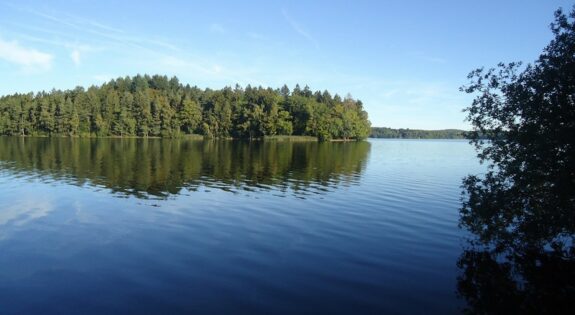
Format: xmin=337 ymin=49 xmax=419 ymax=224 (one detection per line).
xmin=0 ymin=135 xmax=366 ymax=142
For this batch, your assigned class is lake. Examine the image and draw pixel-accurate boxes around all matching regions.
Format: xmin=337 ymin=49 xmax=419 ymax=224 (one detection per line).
xmin=0 ymin=138 xmax=484 ymax=314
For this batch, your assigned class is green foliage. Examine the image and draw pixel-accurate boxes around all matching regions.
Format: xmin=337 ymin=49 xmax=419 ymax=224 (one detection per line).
xmin=370 ymin=127 xmax=466 ymax=139
xmin=0 ymin=75 xmax=370 ymax=141
xmin=457 ymin=7 xmax=575 ymax=313
xmin=460 ymin=6 xmax=575 ymax=250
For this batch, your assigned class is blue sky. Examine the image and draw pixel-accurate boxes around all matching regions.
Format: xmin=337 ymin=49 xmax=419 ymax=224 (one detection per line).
xmin=0 ymin=0 xmax=572 ymax=129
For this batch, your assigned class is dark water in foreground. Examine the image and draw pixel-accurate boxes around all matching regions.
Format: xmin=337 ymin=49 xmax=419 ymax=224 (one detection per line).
xmin=0 ymin=138 xmax=483 ymax=314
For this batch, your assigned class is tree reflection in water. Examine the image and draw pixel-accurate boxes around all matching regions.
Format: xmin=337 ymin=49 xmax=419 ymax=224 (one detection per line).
xmin=0 ymin=137 xmax=369 ymax=199
xmin=457 ymin=7 xmax=575 ymax=314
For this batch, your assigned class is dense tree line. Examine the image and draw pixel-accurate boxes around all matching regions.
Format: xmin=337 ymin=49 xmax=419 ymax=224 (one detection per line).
xmin=370 ymin=127 xmax=466 ymax=139
xmin=0 ymin=75 xmax=371 ymax=141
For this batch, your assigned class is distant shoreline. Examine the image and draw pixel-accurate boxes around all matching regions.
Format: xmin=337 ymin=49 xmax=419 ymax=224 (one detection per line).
xmin=369 ymin=127 xmax=468 ymax=139
xmin=0 ymin=131 xmax=470 ymax=141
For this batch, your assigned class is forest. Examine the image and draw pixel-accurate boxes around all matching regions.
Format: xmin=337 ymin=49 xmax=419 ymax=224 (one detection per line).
xmin=370 ymin=127 xmax=466 ymax=139
xmin=0 ymin=75 xmax=371 ymax=141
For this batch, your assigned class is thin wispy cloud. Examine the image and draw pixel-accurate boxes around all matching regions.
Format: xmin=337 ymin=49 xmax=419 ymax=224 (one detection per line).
xmin=8 ymin=4 xmax=180 ymax=53
xmin=70 ymin=48 xmax=81 ymax=66
xmin=1 ymin=29 xmax=98 ymax=67
xmin=409 ymin=51 xmax=447 ymax=64
xmin=160 ymin=55 xmax=229 ymax=78
xmin=68 ymin=44 xmax=98 ymax=66
xmin=247 ymin=32 xmax=265 ymax=40
xmin=2 ymin=3 xmax=259 ymax=88
xmin=158 ymin=55 xmax=265 ymax=87
xmin=160 ymin=55 xmax=212 ymax=74
xmin=212 ymin=64 xmax=223 ymax=73
xmin=281 ymin=8 xmax=319 ymax=49
xmin=6 ymin=25 xmax=136 ymax=58
xmin=0 ymin=37 xmax=53 ymax=71
xmin=1 ymin=2 xmax=270 ymax=89
xmin=210 ymin=23 xmax=226 ymax=34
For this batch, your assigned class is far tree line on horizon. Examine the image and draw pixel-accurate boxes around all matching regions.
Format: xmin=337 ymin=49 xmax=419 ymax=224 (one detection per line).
xmin=0 ymin=75 xmax=371 ymax=141
xmin=369 ymin=127 xmax=467 ymax=139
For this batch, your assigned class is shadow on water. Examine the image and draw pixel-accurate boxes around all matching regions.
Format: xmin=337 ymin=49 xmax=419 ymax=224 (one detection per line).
xmin=457 ymin=172 xmax=575 ymax=313
xmin=455 ymin=7 xmax=575 ymax=313
xmin=0 ymin=137 xmax=370 ymax=199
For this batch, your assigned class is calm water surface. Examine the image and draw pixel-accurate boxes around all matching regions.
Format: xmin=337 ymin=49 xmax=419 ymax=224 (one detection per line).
xmin=0 ymin=138 xmax=483 ymax=314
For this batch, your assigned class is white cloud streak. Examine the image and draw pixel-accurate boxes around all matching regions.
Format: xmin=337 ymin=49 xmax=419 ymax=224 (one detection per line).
xmin=0 ymin=37 xmax=53 ymax=71
xmin=13 ymin=5 xmax=179 ymax=53
xmin=247 ymin=32 xmax=266 ymax=40
xmin=210 ymin=23 xmax=226 ymax=34
xmin=281 ymin=9 xmax=319 ymax=49
xmin=70 ymin=48 xmax=81 ymax=65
